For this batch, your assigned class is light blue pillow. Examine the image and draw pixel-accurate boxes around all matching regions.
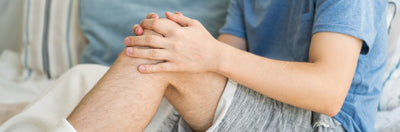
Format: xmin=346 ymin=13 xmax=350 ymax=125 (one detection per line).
xmin=79 ymin=0 xmax=230 ymax=66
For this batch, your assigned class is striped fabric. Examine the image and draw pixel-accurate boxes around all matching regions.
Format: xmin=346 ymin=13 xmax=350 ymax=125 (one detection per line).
xmin=21 ymin=0 xmax=87 ymax=80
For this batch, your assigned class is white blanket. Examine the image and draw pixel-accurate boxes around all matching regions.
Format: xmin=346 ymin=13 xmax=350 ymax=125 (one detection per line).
xmin=376 ymin=74 xmax=400 ymax=131
xmin=0 ymin=50 xmax=54 ymax=124
xmin=0 ymin=60 xmax=175 ymax=132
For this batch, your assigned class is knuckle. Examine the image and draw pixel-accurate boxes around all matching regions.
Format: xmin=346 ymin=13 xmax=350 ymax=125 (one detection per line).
xmin=173 ymin=28 xmax=184 ymax=35
xmin=140 ymin=20 xmax=146 ymax=26
xmin=130 ymin=37 xmax=136 ymax=44
xmin=131 ymin=48 xmax=140 ymax=57
xmin=149 ymin=49 xmax=157 ymax=58
xmin=152 ymin=19 xmax=160 ymax=27
xmin=146 ymin=13 xmax=152 ymax=18
xmin=191 ymin=19 xmax=200 ymax=25
xmin=139 ymin=36 xmax=146 ymax=43
xmin=146 ymin=36 xmax=155 ymax=43
xmin=170 ymin=42 xmax=178 ymax=50
xmin=151 ymin=66 xmax=159 ymax=72
xmin=157 ymin=65 xmax=165 ymax=71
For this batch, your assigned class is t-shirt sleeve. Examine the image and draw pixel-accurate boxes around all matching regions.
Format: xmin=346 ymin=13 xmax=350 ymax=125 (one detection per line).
xmin=312 ymin=0 xmax=387 ymax=54
xmin=219 ymin=0 xmax=247 ymax=39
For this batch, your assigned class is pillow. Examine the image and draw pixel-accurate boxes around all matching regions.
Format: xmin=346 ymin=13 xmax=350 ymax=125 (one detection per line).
xmin=79 ymin=0 xmax=230 ymax=66
xmin=20 ymin=0 xmax=87 ymax=80
xmin=0 ymin=0 xmax=24 ymax=54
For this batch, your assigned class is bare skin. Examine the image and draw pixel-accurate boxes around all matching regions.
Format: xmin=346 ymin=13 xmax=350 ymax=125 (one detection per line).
xmin=68 ymin=10 xmax=362 ymax=132
xmin=67 ymin=14 xmax=227 ymax=132
xmin=129 ymin=12 xmax=362 ymax=117
xmin=67 ymin=50 xmax=170 ymax=131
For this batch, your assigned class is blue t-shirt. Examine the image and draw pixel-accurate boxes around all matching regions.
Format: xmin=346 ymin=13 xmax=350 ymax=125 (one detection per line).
xmin=219 ymin=0 xmax=388 ymax=132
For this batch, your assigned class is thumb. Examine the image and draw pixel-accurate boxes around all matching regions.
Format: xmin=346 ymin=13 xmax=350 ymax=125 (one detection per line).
xmin=165 ymin=11 xmax=195 ymax=27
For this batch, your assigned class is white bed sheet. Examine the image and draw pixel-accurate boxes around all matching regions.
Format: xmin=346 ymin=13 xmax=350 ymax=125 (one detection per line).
xmin=376 ymin=71 xmax=400 ymax=131
xmin=0 ymin=50 xmax=55 ymax=124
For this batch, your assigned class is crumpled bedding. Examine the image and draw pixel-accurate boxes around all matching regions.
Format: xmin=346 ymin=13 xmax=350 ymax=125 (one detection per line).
xmin=376 ymin=106 xmax=400 ymax=131
xmin=0 ymin=50 xmax=399 ymax=131
xmin=0 ymin=50 xmax=54 ymax=124
xmin=376 ymin=73 xmax=400 ymax=131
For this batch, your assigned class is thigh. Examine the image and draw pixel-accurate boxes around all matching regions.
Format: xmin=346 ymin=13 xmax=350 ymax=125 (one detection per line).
xmin=163 ymin=72 xmax=228 ymax=131
xmin=68 ymin=52 xmax=172 ymax=131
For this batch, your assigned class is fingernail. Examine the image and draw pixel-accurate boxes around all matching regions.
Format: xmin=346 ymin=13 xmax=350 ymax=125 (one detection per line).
xmin=139 ymin=65 xmax=146 ymax=72
xmin=166 ymin=11 xmax=172 ymax=15
xmin=125 ymin=38 xmax=130 ymax=44
xmin=151 ymin=14 xmax=157 ymax=19
xmin=134 ymin=28 xmax=139 ymax=34
xmin=126 ymin=47 xmax=133 ymax=55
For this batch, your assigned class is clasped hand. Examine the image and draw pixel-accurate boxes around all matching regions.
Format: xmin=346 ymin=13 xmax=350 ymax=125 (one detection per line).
xmin=124 ymin=12 xmax=224 ymax=73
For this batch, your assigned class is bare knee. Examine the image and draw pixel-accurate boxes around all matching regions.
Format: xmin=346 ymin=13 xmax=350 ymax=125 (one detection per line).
xmin=114 ymin=48 xmax=226 ymax=92
xmin=115 ymin=48 xmax=161 ymax=68
xmin=163 ymin=72 xmax=227 ymax=131
xmin=106 ymin=48 xmax=171 ymax=86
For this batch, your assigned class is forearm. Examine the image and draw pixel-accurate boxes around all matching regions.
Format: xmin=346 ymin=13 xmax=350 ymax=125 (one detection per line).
xmin=67 ymin=50 xmax=168 ymax=131
xmin=218 ymin=34 xmax=247 ymax=50
xmin=216 ymin=44 xmax=349 ymax=116
xmin=128 ymin=13 xmax=358 ymax=116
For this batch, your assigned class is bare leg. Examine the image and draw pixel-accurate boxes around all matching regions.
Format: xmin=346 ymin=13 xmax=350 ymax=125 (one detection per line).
xmin=67 ymin=51 xmax=169 ymax=132
xmin=165 ymin=72 xmax=227 ymax=131
xmin=67 ymin=52 xmax=227 ymax=132
xmin=68 ymin=27 xmax=227 ymax=131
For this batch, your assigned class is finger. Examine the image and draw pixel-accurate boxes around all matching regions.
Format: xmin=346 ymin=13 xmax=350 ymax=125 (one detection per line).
xmin=146 ymin=13 xmax=159 ymax=19
xmin=175 ymin=12 xmax=183 ymax=16
xmin=138 ymin=63 xmax=178 ymax=73
xmin=124 ymin=35 xmax=168 ymax=48
xmin=133 ymin=12 xmax=160 ymax=35
xmin=126 ymin=47 xmax=169 ymax=61
xmin=142 ymin=29 xmax=163 ymax=37
xmin=165 ymin=11 xmax=196 ymax=27
xmin=140 ymin=19 xmax=181 ymax=36
xmin=132 ymin=24 xmax=144 ymax=35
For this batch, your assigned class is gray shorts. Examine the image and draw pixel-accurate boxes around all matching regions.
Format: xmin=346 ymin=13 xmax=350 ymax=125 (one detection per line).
xmin=149 ymin=80 xmax=346 ymax=132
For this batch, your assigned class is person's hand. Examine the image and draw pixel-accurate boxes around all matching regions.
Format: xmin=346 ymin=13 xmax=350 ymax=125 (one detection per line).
xmin=124 ymin=13 xmax=165 ymax=66
xmin=124 ymin=12 xmax=225 ymax=73
xmin=131 ymin=13 xmax=160 ymax=37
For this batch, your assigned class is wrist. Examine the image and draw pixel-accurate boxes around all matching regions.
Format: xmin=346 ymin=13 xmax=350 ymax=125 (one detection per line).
xmin=214 ymin=41 xmax=233 ymax=75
